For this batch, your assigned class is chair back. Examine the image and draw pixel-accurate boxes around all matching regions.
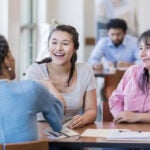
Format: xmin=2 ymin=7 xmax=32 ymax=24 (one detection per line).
xmin=102 ymin=70 xmax=125 ymax=122
xmin=0 ymin=144 xmax=2 ymax=150
xmin=103 ymin=100 xmax=113 ymax=122
xmin=5 ymin=141 xmax=48 ymax=150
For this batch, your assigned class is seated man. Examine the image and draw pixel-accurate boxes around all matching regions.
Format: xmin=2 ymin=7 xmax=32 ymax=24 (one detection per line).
xmin=88 ymin=18 xmax=140 ymax=72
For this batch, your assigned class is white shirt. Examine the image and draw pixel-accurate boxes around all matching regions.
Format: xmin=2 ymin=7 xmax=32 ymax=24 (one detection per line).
xmin=25 ymin=62 xmax=96 ymax=122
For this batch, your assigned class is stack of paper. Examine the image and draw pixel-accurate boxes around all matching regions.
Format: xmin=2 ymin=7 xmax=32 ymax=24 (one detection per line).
xmin=107 ymin=130 xmax=150 ymax=140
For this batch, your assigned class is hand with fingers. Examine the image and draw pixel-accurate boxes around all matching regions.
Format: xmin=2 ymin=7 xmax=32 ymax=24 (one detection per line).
xmin=67 ymin=115 xmax=86 ymax=129
xmin=113 ymin=111 xmax=139 ymax=124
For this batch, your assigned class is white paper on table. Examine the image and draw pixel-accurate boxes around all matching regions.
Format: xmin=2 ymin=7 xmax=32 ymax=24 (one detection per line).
xmin=107 ymin=130 xmax=150 ymax=140
xmin=81 ymin=129 xmax=129 ymax=138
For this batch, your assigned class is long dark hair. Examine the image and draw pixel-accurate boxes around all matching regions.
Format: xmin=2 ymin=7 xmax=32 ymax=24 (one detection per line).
xmin=138 ymin=30 xmax=150 ymax=93
xmin=0 ymin=34 xmax=9 ymax=75
xmin=36 ymin=24 xmax=79 ymax=86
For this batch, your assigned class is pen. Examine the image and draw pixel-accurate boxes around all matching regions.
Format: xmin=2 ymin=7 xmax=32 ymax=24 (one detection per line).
xmin=75 ymin=135 xmax=81 ymax=141
xmin=119 ymin=130 xmax=126 ymax=132
xmin=59 ymin=131 xmax=70 ymax=137
xmin=48 ymin=131 xmax=59 ymax=137
xmin=119 ymin=130 xmax=142 ymax=133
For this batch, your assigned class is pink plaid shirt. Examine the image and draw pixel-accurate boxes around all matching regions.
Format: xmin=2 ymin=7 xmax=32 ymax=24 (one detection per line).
xmin=109 ymin=64 xmax=150 ymax=117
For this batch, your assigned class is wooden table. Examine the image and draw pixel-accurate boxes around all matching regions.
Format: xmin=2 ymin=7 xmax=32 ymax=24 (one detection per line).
xmin=38 ymin=122 xmax=150 ymax=149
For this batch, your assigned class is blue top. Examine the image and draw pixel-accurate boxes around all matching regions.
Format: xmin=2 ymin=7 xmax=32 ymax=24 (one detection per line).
xmin=88 ymin=35 xmax=140 ymax=65
xmin=0 ymin=80 xmax=63 ymax=143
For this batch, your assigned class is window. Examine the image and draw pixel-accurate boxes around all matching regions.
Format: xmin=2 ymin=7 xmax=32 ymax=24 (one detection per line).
xmin=20 ymin=0 xmax=37 ymax=79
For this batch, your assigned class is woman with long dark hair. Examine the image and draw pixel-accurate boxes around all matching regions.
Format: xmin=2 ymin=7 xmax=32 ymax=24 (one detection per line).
xmin=25 ymin=24 xmax=97 ymax=129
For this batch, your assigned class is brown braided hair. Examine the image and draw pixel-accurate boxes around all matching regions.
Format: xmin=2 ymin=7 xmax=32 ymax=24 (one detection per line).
xmin=0 ymin=34 xmax=9 ymax=75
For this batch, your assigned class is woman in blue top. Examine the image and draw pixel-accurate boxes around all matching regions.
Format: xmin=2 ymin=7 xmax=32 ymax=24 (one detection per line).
xmin=0 ymin=34 xmax=64 ymax=143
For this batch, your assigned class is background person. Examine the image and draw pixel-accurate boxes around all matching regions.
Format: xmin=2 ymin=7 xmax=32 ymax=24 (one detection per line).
xmin=0 ymin=34 xmax=64 ymax=143
xmin=25 ymin=24 xmax=97 ymax=129
xmin=109 ymin=30 xmax=150 ymax=124
xmin=88 ymin=18 xmax=140 ymax=72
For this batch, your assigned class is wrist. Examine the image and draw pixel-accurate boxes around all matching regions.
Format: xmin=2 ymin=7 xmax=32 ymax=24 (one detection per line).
xmin=135 ymin=113 xmax=142 ymax=122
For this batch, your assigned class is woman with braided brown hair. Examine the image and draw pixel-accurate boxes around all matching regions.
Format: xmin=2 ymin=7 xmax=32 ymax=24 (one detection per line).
xmin=25 ymin=24 xmax=97 ymax=129
xmin=0 ymin=34 xmax=64 ymax=144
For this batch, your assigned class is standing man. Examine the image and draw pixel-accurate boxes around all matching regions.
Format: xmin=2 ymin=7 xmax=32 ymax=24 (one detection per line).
xmin=88 ymin=18 xmax=140 ymax=72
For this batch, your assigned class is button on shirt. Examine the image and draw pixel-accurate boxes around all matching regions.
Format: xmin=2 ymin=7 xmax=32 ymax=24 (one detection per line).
xmin=88 ymin=35 xmax=140 ymax=65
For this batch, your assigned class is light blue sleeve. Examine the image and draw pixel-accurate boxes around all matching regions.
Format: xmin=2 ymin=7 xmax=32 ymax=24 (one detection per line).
xmin=88 ymin=39 xmax=105 ymax=66
xmin=34 ymin=82 xmax=64 ymax=132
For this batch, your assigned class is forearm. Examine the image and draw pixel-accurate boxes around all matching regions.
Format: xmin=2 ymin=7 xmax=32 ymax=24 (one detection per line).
xmin=109 ymin=95 xmax=124 ymax=118
xmin=82 ymin=109 xmax=97 ymax=125
xmin=136 ymin=113 xmax=150 ymax=123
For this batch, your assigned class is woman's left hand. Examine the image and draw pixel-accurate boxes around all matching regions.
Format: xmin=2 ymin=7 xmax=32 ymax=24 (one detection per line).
xmin=67 ymin=115 xmax=86 ymax=129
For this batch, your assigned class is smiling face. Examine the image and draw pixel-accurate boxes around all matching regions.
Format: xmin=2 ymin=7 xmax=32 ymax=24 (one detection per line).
xmin=139 ymin=40 xmax=150 ymax=70
xmin=48 ymin=31 xmax=75 ymax=66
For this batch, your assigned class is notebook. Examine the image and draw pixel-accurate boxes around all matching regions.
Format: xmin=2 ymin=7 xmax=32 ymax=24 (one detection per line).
xmin=45 ymin=120 xmax=80 ymax=139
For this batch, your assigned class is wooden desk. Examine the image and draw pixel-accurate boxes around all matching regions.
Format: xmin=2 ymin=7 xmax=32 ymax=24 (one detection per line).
xmin=38 ymin=122 xmax=150 ymax=148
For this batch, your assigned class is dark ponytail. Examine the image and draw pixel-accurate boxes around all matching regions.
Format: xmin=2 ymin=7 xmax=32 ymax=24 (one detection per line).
xmin=67 ymin=52 xmax=77 ymax=86
xmin=36 ymin=57 xmax=52 ymax=64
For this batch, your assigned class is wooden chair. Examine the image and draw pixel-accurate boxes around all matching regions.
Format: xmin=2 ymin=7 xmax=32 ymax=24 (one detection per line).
xmin=5 ymin=140 xmax=48 ymax=150
xmin=102 ymin=70 xmax=125 ymax=122
xmin=0 ymin=144 xmax=3 ymax=150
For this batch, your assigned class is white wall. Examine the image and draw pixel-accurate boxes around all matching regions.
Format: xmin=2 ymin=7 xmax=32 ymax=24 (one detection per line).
xmin=0 ymin=0 xmax=8 ymax=37
xmin=138 ymin=0 xmax=150 ymax=34
xmin=8 ymin=0 xmax=20 ymax=80
xmin=0 ymin=0 xmax=20 ymax=79
xmin=84 ymin=0 xmax=95 ymax=61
